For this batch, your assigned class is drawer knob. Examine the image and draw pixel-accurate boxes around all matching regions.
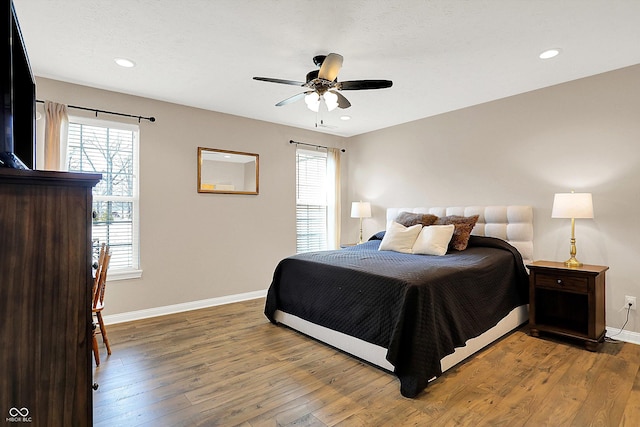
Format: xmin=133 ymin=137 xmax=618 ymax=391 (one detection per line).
xmin=557 ymin=279 xmax=563 ymax=285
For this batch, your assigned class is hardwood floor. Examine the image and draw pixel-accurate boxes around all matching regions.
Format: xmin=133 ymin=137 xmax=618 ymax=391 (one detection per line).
xmin=93 ymin=298 xmax=640 ymax=426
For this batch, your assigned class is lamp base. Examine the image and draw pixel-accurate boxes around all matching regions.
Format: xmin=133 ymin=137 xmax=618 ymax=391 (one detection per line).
xmin=564 ymin=233 xmax=583 ymax=268
xmin=564 ymin=256 xmax=583 ymax=268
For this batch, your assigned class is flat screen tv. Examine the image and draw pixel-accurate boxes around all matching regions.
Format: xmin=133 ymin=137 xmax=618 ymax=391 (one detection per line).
xmin=1 ymin=0 xmax=35 ymax=169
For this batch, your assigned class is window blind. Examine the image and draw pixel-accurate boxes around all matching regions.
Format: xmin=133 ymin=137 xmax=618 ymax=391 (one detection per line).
xmin=67 ymin=118 xmax=139 ymax=271
xmin=296 ymin=149 xmax=328 ymax=253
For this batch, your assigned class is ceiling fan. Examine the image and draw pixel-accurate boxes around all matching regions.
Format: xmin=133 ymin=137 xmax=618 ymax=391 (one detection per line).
xmin=253 ymin=53 xmax=392 ymax=112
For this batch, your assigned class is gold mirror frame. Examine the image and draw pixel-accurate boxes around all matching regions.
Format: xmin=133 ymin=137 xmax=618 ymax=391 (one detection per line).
xmin=197 ymin=147 xmax=259 ymax=195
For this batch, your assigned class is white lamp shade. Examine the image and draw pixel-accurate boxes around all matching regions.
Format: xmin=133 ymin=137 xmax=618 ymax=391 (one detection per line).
xmin=351 ymin=201 xmax=371 ymax=219
xmin=551 ymin=193 xmax=594 ymax=219
xmin=323 ymin=91 xmax=339 ymax=112
xmin=304 ymin=93 xmax=320 ymax=112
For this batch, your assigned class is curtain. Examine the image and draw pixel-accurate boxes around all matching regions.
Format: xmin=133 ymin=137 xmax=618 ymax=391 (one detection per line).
xmin=44 ymin=100 xmax=69 ymax=171
xmin=326 ymin=147 xmax=342 ymax=250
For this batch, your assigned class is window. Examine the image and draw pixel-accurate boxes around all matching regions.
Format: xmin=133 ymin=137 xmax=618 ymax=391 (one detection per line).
xmin=296 ymin=149 xmax=329 ymax=253
xmin=67 ymin=117 xmax=141 ymax=279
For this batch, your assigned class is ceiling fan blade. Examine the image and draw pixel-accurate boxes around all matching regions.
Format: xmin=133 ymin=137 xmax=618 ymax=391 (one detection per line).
xmin=275 ymin=91 xmax=311 ymax=107
xmin=330 ymin=90 xmax=351 ymax=109
xmin=318 ymin=53 xmax=343 ymax=81
xmin=253 ymin=77 xmax=306 ymax=86
xmin=338 ymin=80 xmax=393 ymax=90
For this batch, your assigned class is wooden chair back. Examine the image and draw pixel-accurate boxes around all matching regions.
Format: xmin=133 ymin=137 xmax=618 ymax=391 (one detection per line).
xmin=91 ymin=243 xmax=112 ymax=365
xmin=92 ymin=243 xmax=107 ymax=291
xmin=92 ymin=244 xmax=111 ymax=310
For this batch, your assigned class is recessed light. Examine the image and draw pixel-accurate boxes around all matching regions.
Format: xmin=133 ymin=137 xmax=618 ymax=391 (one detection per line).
xmin=114 ymin=58 xmax=136 ymax=68
xmin=539 ymin=49 xmax=561 ymax=59
xmin=340 ymin=115 xmax=351 ymax=121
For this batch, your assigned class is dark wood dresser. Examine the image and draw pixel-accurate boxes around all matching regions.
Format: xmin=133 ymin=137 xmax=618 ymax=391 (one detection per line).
xmin=0 ymin=168 xmax=100 ymax=426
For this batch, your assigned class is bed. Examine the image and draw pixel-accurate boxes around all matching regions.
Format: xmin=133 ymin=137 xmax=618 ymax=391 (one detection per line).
xmin=265 ymin=205 xmax=533 ymax=397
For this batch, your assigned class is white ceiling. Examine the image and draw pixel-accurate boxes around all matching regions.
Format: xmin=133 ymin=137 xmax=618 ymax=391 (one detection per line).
xmin=13 ymin=0 xmax=640 ymax=137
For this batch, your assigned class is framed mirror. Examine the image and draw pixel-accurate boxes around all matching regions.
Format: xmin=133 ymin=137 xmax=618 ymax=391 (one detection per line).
xmin=197 ymin=147 xmax=259 ymax=195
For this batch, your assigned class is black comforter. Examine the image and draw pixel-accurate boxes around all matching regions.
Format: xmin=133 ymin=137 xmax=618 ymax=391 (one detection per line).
xmin=264 ymin=235 xmax=529 ymax=397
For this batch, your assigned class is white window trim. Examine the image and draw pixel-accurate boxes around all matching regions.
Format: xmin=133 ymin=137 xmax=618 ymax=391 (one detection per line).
xmin=68 ymin=115 xmax=142 ymax=279
xmin=108 ymin=268 xmax=143 ymax=281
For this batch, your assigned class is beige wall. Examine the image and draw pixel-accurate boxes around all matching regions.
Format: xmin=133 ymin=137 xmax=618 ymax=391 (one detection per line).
xmin=35 ymin=64 xmax=640 ymax=335
xmin=345 ymin=64 xmax=640 ymax=333
xmin=35 ymin=77 xmax=346 ymax=315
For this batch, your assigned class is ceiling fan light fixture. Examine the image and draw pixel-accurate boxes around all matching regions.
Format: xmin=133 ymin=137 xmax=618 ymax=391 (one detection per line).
xmin=254 ymin=53 xmax=391 ymax=112
xmin=323 ymin=91 xmax=339 ymax=112
xmin=304 ymin=92 xmax=320 ymax=112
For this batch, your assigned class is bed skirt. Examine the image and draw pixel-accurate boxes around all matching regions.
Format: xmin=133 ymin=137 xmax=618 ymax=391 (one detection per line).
xmin=274 ymin=304 xmax=528 ymax=381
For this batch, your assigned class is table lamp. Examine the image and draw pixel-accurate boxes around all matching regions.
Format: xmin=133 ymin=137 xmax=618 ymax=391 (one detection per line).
xmin=551 ymin=191 xmax=594 ymax=268
xmin=351 ymin=201 xmax=371 ymax=244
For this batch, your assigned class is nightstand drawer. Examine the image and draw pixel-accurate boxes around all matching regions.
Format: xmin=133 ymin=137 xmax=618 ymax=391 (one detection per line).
xmin=535 ymin=273 xmax=588 ymax=293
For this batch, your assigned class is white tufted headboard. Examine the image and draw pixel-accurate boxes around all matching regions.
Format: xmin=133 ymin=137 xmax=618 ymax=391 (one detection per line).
xmin=386 ymin=206 xmax=533 ymax=263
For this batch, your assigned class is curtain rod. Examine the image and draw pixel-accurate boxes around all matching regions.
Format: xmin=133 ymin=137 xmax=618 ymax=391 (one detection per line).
xmin=36 ymin=99 xmax=156 ymax=123
xmin=289 ymin=139 xmax=345 ymax=152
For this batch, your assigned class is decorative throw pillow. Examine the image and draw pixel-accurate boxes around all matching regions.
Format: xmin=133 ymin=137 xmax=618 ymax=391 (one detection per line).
xmin=379 ymin=221 xmax=422 ymax=253
xmin=434 ymin=215 xmax=479 ymax=251
xmin=412 ymin=224 xmax=455 ymax=256
xmin=394 ymin=211 xmax=438 ymax=227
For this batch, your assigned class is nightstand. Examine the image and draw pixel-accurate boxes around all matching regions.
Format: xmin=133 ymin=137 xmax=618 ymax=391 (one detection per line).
xmin=527 ymin=261 xmax=609 ymax=351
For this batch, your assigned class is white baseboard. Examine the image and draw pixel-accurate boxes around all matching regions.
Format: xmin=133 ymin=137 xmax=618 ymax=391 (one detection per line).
xmin=102 ymin=289 xmax=268 ymax=325
xmin=606 ymin=327 xmax=640 ymax=346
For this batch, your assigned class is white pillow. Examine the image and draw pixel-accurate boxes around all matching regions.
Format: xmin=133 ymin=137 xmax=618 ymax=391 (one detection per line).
xmin=412 ymin=224 xmax=455 ymax=256
xmin=379 ymin=221 xmax=422 ymax=253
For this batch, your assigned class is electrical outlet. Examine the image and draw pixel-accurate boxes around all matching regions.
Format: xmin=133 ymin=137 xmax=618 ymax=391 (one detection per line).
xmin=625 ymin=295 xmax=636 ymax=311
